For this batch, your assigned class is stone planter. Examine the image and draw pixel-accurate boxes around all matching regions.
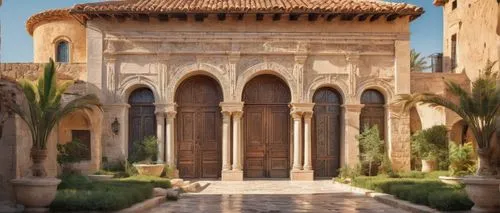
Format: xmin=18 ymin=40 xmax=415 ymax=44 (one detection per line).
xmin=11 ymin=177 xmax=61 ymax=212
xmin=87 ymin=174 xmax=114 ymax=181
xmin=421 ymin=159 xmax=437 ymax=172
xmin=461 ymin=176 xmax=500 ymax=212
xmin=439 ymin=176 xmax=462 ymax=185
xmin=133 ymin=164 xmax=164 ymax=177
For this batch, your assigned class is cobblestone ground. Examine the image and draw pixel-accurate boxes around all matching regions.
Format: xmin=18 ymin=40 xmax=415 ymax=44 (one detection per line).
xmin=148 ymin=180 xmax=406 ymax=213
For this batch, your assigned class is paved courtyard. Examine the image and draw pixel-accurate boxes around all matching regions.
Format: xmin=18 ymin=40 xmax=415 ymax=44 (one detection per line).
xmin=148 ymin=180 xmax=406 ymax=213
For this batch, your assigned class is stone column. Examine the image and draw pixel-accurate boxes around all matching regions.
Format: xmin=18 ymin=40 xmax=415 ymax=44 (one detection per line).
xmin=220 ymin=102 xmax=244 ymax=181
xmin=232 ymin=111 xmax=243 ymax=171
xmin=221 ymin=111 xmax=232 ymax=171
xmin=303 ymin=111 xmax=313 ymax=171
xmin=291 ymin=111 xmax=303 ymax=171
xmin=343 ymin=104 xmax=363 ymax=168
xmin=165 ymin=104 xmax=178 ymax=177
xmin=155 ymin=112 xmax=165 ymax=163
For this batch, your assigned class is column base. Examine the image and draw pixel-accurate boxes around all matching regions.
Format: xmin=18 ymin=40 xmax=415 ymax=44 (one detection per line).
xmin=290 ymin=170 xmax=314 ymax=181
xmin=221 ymin=170 xmax=244 ymax=181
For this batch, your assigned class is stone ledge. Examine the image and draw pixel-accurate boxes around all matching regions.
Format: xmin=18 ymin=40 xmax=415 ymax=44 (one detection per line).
xmin=333 ymin=182 xmax=439 ymax=213
xmin=116 ymin=196 xmax=166 ymax=213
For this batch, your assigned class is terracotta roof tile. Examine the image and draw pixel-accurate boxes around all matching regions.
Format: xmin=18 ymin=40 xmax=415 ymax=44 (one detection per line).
xmin=71 ymin=0 xmax=423 ymax=17
xmin=26 ymin=9 xmax=74 ymax=35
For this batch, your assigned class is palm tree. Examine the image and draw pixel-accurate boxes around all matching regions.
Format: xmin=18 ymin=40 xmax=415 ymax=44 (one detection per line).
xmin=410 ymin=49 xmax=430 ymax=72
xmin=396 ymin=61 xmax=499 ymax=176
xmin=5 ymin=59 xmax=101 ymax=177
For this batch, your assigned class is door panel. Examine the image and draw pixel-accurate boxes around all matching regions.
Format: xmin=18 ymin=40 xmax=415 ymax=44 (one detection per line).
xmin=176 ymin=76 xmax=222 ymax=178
xmin=243 ymin=75 xmax=291 ymax=178
xmin=313 ymin=88 xmax=341 ymax=178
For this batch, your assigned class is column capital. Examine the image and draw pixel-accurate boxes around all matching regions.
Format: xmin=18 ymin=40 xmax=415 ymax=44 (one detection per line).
xmin=154 ymin=103 xmax=167 ymax=115
xmin=233 ymin=111 xmax=243 ymax=119
xmin=221 ymin=111 xmax=232 ymax=118
xmin=342 ymin=104 xmax=364 ymax=112
xmin=303 ymin=111 xmax=314 ymax=120
xmin=220 ymin=101 xmax=244 ymax=113
xmin=291 ymin=111 xmax=303 ymax=120
xmin=345 ymin=53 xmax=361 ymax=64
xmin=289 ymin=103 xmax=315 ymax=114
xmin=166 ymin=111 xmax=177 ymax=119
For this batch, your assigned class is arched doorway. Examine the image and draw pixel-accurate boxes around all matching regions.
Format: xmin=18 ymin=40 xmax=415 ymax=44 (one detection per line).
xmin=243 ymin=74 xmax=291 ymax=178
xmin=176 ymin=75 xmax=223 ymax=178
xmin=360 ymin=89 xmax=385 ymax=139
xmin=128 ymin=88 xmax=156 ymax=155
xmin=312 ymin=88 xmax=342 ymax=177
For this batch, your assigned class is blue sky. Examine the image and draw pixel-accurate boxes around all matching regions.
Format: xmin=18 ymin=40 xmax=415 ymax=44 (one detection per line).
xmin=0 ymin=0 xmax=442 ymax=63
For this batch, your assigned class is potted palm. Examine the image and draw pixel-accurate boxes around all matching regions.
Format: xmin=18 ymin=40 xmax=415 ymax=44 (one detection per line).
xmin=397 ymin=61 xmax=500 ymax=212
xmin=439 ymin=142 xmax=476 ymax=185
xmin=5 ymin=59 xmax=101 ymax=212
xmin=129 ymin=136 xmax=164 ymax=177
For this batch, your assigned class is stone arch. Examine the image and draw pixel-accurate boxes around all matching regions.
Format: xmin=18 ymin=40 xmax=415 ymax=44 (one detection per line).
xmin=57 ymin=106 xmax=103 ymax=175
xmin=355 ymin=79 xmax=394 ymax=104
xmin=118 ymin=75 xmax=161 ymax=104
xmin=167 ymin=63 xmax=229 ymax=103
xmin=306 ymin=77 xmax=349 ymax=103
xmin=236 ymin=62 xmax=296 ymax=102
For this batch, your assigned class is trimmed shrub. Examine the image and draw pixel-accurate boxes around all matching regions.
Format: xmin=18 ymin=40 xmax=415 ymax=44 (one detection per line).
xmin=351 ymin=175 xmax=472 ymax=211
xmin=428 ymin=190 xmax=474 ymax=211
xmin=50 ymin=174 xmax=171 ymax=211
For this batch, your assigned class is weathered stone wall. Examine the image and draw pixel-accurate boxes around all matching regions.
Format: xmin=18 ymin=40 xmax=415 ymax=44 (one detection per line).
xmin=441 ymin=0 xmax=499 ymax=80
xmin=0 ymin=63 xmax=87 ymax=81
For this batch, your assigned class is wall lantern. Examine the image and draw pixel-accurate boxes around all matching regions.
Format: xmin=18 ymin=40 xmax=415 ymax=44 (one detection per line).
xmin=111 ymin=118 xmax=120 ymax=135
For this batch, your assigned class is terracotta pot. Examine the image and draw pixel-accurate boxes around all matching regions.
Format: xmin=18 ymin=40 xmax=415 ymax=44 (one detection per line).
xmin=30 ymin=149 xmax=48 ymax=177
xmin=11 ymin=177 xmax=61 ymax=212
xmin=133 ymin=164 xmax=164 ymax=177
xmin=461 ymin=176 xmax=500 ymax=212
xmin=421 ymin=159 xmax=437 ymax=172
xmin=439 ymin=176 xmax=462 ymax=185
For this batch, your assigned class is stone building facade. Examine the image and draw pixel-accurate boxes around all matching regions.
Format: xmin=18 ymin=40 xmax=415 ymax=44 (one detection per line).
xmin=433 ymin=0 xmax=500 ymax=145
xmin=1 ymin=0 xmax=427 ymax=183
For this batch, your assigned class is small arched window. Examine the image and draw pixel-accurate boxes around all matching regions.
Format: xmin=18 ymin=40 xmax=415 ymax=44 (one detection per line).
xmin=56 ymin=40 xmax=69 ymax=63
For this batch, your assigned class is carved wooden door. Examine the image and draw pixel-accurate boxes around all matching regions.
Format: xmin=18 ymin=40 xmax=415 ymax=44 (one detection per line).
xmin=360 ymin=89 xmax=386 ymax=140
xmin=176 ymin=76 xmax=222 ymax=178
xmin=128 ymin=88 xmax=156 ymax=155
xmin=243 ymin=75 xmax=290 ymax=178
xmin=313 ymin=88 xmax=342 ymax=177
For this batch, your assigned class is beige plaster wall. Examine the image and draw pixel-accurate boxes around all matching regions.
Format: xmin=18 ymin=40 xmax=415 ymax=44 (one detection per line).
xmin=441 ymin=0 xmax=499 ymax=80
xmin=33 ymin=19 xmax=87 ymax=63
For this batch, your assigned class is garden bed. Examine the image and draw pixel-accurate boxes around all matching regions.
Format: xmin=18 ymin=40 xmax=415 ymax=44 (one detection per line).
xmin=50 ymin=174 xmax=171 ymax=212
xmin=346 ymin=171 xmax=473 ymax=211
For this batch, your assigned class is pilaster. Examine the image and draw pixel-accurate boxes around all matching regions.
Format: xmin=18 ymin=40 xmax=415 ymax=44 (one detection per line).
xmin=165 ymin=103 xmax=178 ymax=177
xmin=343 ymin=104 xmax=364 ymax=168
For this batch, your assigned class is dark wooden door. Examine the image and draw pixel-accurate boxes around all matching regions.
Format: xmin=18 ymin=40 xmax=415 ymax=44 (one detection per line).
xmin=360 ymin=89 xmax=386 ymax=139
xmin=313 ymin=88 xmax=342 ymax=177
xmin=176 ymin=76 xmax=222 ymax=178
xmin=128 ymin=88 xmax=156 ymax=155
xmin=243 ymin=75 xmax=290 ymax=178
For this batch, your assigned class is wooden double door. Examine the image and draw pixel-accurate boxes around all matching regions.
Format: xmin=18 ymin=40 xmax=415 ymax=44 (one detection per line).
xmin=313 ymin=88 xmax=342 ymax=177
xmin=176 ymin=76 xmax=222 ymax=178
xmin=243 ymin=75 xmax=291 ymax=178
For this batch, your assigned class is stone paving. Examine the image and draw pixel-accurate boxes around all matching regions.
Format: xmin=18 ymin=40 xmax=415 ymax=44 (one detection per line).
xmin=148 ymin=180 xmax=406 ymax=213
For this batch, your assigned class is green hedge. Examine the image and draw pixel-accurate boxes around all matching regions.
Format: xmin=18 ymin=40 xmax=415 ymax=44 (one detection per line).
xmin=351 ymin=174 xmax=473 ymax=211
xmin=51 ymin=175 xmax=171 ymax=212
